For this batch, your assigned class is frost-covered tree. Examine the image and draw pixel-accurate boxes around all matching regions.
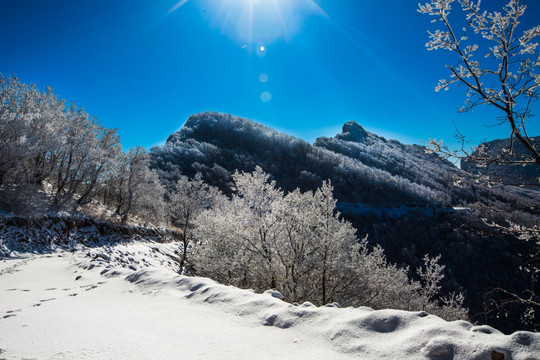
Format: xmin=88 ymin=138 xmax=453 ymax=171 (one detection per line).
xmin=0 ymin=74 xmax=163 ymax=217
xmin=131 ymin=170 xmax=165 ymax=225
xmin=192 ymin=167 xmax=467 ymax=320
xmin=227 ymin=167 xmax=284 ymax=288
xmin=77 ymin=126 xmax=121 ymax=206
xmin=169 ymin=173 xmax=224 ymax=271
xmin=419 ymin=0 xmax=540 ymax=326
xmin=107 ymin=147 xmax=164 ymax=223
xmin=53 ymin=103 xmax=121 ymax=205
xmin=272 ymin=188 xmax=316 ymax=302
xmin=190 ymin=196 xmax=244 ymax=283
xmin=419 ymin=0 xmax=540 ymax=167
xmin=0 ymin=74 xmax=65 ymax=190
xmin=307 ymin=181 xmax=360 ymax=305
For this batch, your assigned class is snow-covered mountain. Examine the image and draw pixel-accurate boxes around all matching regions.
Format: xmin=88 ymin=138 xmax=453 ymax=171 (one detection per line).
xmin=151 ymin=112 xmax=537 ymax=207
xmin=150 ymin=112 xmax=462 ymax=206
xmin=315 ymin=120 xmax=458 ymax=196
xmin=149 ymin=112 xmax=540 ymax=333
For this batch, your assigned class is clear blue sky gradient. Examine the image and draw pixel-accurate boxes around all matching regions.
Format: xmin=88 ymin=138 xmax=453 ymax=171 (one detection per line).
xmin=1 ymin=0 xmax=539 ymax=151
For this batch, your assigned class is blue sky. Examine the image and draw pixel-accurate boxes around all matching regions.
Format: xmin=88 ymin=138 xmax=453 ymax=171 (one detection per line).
xmin=1 ymin=0 xmax=539 ymax=151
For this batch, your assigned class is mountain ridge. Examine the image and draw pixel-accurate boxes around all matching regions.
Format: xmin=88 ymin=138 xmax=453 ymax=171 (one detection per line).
xmin=151 ymin=111 xmax=464 ymax=206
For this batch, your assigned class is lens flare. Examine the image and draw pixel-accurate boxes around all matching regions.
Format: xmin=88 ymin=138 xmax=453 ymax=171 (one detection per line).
xmin=260 ymin=91 xmax=272 ymax=102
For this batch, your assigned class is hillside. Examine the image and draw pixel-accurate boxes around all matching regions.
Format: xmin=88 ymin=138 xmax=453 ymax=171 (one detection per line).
xmin=314 ymin=121 xmax=459 ymax=200
xmin=150 ymin=112 xmax=540 ymax=333
xmin=461 ymin=136 xmax=540 ymax=187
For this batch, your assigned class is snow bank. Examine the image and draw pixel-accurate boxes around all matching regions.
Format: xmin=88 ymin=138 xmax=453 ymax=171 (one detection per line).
xmin=122 ymin=264 xmax=540 ymax=359
xmin=1 ymin=240 xmax=539 ymax=359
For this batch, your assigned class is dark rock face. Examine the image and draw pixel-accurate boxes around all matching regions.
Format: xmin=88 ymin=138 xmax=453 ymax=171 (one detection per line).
xmin=340 ymin=121 xmax=371 ymax=142
xmin=337 ymin=121 xmax=386 ymax=145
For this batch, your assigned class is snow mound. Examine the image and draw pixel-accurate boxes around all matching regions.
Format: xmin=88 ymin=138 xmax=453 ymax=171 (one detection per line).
xmin=71 ymin=241 xmax=540 ymax=360
xmin=122 ymin=267 xmax=539 ymax=359
xmin=1 ymin=241 xmax=539 ymax=359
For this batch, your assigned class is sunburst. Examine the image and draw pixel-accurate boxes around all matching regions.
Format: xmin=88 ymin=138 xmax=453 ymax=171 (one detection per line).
xmin=170 ymin=0 xmax=327 ymax=45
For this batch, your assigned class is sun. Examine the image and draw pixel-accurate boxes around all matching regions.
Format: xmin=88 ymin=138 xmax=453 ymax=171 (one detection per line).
xmin=190 ymin=0 xmax=327 ymax=45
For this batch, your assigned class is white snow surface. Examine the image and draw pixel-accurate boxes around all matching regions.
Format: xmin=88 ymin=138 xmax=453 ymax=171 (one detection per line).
xmin=1 ymin=240 xmax=539 ymax=360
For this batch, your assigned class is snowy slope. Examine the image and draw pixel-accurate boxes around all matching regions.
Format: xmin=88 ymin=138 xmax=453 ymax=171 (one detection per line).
xmin=1 ymin=241 xmax=539 ymax=360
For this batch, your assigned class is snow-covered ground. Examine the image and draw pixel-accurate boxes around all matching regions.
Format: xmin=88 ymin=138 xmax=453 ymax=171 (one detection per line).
xmin=1 ymin=241 xmax=539 ymax=360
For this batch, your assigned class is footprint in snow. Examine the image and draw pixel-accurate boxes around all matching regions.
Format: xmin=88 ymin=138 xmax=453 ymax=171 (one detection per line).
xmin=2 ymin=310 xmax=22 ymax=318
xmin=40 ymin=298 xmax=56 ymax=303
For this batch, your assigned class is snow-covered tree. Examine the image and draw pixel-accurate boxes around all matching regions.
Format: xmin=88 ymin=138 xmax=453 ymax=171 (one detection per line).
xmin=230 ymin=167 xmax=284 ymax=288
xmin=419 ymin=0 xmax=540 ymax=167
xmin=52 ymin=103 xmax=121 ymax=205
xmin=272 ymin=188 xmax=316 ymax=302
xmin=0 ymin=74 xmax=65 ymax=190
xmin=307 ymin=181 xmax=359 ymax=304
xmin=192 ymin=167 xmax=467 ymax=320
xmin=0 ymin=74 xmax=163 ymax=217
xmin=108 ymin=147 xmax=164 ymax=223
xmin=419 ymin=0 xmax=540 ymax=326
xmin=169 ymin=173 xmax=224 ymax=271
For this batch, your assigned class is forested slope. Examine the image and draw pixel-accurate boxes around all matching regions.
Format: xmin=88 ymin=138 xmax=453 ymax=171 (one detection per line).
xmin=151 ymin=112 xmax=463 ymax=205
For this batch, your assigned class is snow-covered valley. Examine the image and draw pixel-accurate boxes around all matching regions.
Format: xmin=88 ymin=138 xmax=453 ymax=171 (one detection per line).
xmin=1 ymin=240 xmax=539 ymax=360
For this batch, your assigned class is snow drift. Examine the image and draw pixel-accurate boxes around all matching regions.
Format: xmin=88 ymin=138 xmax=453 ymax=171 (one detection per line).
xmin=1 ymin=240 xmax=539 ymax=359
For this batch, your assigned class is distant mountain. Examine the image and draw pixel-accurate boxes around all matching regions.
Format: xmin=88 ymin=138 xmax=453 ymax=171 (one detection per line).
xmin=461 ymin=136 xmax=540 ymax=186
xmin=151 ymin=112 xmax=466 ymax=206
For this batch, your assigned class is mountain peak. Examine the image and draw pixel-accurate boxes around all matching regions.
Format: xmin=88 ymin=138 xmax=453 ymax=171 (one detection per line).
xmin=335 ymin=121 xmax=386 ymax=145
xmin=342 ymin=121 xmax=369 ymax=142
